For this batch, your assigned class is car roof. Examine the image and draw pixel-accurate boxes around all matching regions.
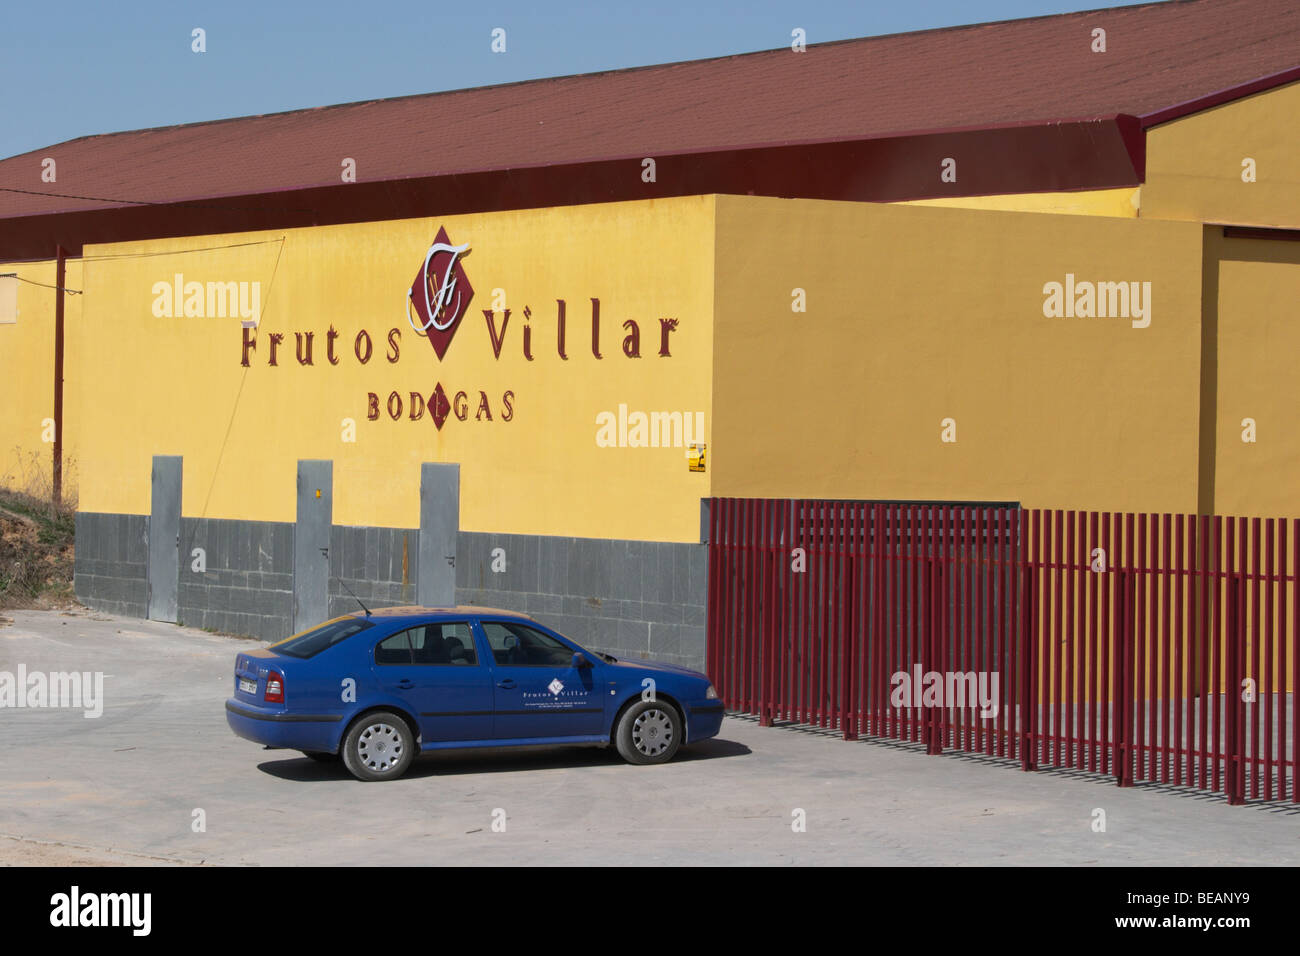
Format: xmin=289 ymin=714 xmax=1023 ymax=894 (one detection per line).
xmin=343 ymin=605 xmax=537 ymax=624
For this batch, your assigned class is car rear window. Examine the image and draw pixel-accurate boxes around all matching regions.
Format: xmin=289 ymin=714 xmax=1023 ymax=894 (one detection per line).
xmin=272 ymin=616 xmax=374 ymax=658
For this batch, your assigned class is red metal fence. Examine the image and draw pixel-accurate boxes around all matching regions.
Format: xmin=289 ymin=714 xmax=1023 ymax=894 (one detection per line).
xmin=705 ymin=499 xmax=1299 ymax=805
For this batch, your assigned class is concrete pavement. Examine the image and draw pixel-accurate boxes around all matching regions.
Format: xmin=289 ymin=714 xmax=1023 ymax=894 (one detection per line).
xmin=0 ymin=608 xmax=1296 ymax=866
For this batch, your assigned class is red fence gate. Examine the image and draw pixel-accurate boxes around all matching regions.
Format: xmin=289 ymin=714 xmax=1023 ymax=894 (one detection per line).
xmin=705 ymin=499 xmax=1299 ymax=805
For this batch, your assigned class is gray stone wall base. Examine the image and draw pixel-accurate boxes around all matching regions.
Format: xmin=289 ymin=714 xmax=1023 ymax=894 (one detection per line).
xmin=73 ymin=514 xmax=708 ymax=671
xmin=455 ymin=532 xmax=707 ymax=672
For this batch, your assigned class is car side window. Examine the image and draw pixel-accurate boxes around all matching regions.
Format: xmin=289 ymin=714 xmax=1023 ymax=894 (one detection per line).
xmin=375 ymin=623 xmax=478 ymax=666
xmin=375 ymin=630 xmax=413 ymax=665
xmin=481 ymin=622 xmax=574 ymax=667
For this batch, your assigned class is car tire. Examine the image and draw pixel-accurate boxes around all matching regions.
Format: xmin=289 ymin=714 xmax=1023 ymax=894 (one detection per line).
xmin=615 ymin=699 xmax=683 ymax=765
xmin=341 ymin=711 xmax=415 ymax=781
xmin=302 ymin=750 xmax=339 ymax=762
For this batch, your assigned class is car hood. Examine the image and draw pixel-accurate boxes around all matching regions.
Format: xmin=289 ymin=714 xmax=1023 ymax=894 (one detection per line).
xmin=604 ymin=658 xmax=709 ymax=682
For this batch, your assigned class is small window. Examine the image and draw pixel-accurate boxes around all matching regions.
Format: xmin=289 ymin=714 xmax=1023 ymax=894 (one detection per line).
xmin=375 ymin=630 xmax=414 ymax=665
xmin=376 ymin=623 xmax=477 ymax=666
xmin=481 ymin=622 xmax=574 ymax=667
xmin=273 ymin=616 xmax=374 ymax=659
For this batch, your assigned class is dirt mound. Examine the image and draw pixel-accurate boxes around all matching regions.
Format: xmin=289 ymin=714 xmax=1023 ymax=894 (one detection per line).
xmin=0 ymin=490 xmax=75 ymax=609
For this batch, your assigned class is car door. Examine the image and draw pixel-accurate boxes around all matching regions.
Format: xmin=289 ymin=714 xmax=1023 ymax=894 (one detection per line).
xmin=371 ymin=621 xmax=494 ymax=744
xmin=479 ymin=620 xmax=605 ymax=741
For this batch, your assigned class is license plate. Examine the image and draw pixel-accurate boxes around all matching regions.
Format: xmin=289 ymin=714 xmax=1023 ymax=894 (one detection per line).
xmin=238 ymin=677 xmax=257 ymax=694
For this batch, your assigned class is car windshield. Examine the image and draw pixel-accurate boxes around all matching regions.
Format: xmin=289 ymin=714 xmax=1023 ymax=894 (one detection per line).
xmin=272 ymin=616 xmax=374 ymax=658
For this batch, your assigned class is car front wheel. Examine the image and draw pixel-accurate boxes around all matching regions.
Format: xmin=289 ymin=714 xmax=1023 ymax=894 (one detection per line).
xmin=341 ymin=712 xmax=415 ymax=781
xmin=615 ymin=699 xmax=683 ymax=765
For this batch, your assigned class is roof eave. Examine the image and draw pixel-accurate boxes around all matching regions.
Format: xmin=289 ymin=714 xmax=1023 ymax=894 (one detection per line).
xmin=1139 ymin=64 xmax=1300 ymax=129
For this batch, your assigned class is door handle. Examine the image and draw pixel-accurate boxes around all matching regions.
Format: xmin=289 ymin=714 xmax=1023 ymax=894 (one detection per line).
xmin=396 ymin=679 xmax=414 ymax=689
xmin=496 ymin=679 xmax=516 ymax=689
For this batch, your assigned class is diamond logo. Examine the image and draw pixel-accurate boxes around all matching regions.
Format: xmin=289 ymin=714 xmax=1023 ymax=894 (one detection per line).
xmin=547 ymin=678 xmax=564 ymax=695
xmin=430 ymin=382 xmax=451 ymax=431
xmin=406 ymin=226 xmax=473 ymax=361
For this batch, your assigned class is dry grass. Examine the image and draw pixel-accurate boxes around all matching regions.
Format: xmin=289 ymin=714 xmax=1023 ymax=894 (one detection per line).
xmin=0 ymin=486 xmax=76 ymax=609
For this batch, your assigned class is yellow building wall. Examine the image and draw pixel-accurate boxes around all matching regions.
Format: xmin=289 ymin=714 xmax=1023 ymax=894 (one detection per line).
xmin=0 ymin=258 xmax=83 ymax=501
xmin=711 ymin=195 xmax=1204 ymax=514
xmin=1211 ymin=234 xmax=1300 ymax=518
xmin=71 ymin=197 xmax=715 ymax=541
xmin=1143 ymin=80 xmax=1300 ymax=229
xmin=900 ymin=187 xmax=1139 ymax=219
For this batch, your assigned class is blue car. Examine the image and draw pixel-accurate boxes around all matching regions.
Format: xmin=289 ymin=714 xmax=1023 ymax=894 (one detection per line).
xmin=225 ymin=606 xmax=725 ymax=781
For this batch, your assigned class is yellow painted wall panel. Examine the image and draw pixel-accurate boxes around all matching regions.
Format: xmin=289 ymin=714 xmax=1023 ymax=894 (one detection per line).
xmin=0 ymin=259 xmax=83 ymax=501
xmin=900 ymin=187 xmax=1139 ymax=218
xmin=70 ymin=197 xmax=715 ymax=541
xmin=1212 ymin=239 xmax=1300 ymax=518
xmin=711 ymin=195 xmax=1204 ymax=514
xmin=1144 ymin=81 xmax=1300 ymax=228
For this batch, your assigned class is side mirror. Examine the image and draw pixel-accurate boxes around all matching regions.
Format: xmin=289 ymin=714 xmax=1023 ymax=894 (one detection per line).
xmin=572 ymin=652 xmax=590 ymax=668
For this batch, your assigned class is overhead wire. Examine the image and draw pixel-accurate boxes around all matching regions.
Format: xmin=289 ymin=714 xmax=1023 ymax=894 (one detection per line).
xmin=0 ymin=185 xmax=317 ymax=215
xmin=2 ymin=237 xmax=288 ymax=294
xmin=0 ymin=274 xmax=82 ymax=294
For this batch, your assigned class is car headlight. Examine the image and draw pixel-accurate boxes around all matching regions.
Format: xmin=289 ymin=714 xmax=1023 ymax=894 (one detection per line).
xmin=705 ymin=684 xmax=718 ymax=699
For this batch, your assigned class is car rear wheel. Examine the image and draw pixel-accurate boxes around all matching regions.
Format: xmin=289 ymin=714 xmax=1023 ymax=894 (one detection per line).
xmin=302 ymin=750 xmax=339 ymax=762
xmin=341 ymin=712 xmax=415 ymax=781
xmin=615 ymin=699 xmax=682 ymax=765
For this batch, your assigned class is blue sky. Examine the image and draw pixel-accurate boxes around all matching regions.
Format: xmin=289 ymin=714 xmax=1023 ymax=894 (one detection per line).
xmin=0 ymin=0 xmax=1153 ymax=160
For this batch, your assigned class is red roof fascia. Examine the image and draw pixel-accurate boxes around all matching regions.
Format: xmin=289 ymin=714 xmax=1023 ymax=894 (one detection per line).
xmin=1139 ymin=65 xmax=1300 ymax=128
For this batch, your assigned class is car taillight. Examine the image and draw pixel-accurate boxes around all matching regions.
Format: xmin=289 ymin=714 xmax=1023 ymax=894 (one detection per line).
xmin=264 ymin=671 xmax=285 ymax=703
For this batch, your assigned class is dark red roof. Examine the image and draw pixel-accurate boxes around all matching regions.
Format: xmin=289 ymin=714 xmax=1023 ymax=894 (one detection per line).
xmin=1 ymin=0 xmax=1296 ymax=257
